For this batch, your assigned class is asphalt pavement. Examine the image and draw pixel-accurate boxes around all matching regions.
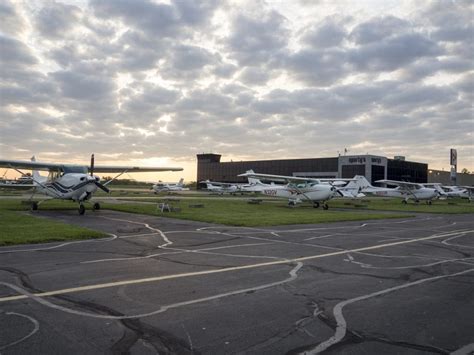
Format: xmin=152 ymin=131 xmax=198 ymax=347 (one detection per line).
xmin=0 ymin=210 xmax=473 ymax=354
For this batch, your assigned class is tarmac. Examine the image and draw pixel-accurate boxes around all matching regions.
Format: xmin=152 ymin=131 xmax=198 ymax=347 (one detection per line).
xmin=0 ymin=210 xmax=473 ymax=354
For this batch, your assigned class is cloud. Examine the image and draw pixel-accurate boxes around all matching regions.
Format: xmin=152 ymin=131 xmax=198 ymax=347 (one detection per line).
xmin=35 ymin=2 xmax=82 ymax=38
xmin=0 ymin=1 xmax=472 ymax=176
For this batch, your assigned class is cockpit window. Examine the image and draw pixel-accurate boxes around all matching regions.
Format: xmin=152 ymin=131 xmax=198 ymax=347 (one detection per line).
xmin=62 ymin=165 xmax=88 ymax=174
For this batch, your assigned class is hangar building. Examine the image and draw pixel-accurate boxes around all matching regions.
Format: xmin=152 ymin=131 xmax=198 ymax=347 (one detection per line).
xmin=197 ymin=153 xmax=428 ymax=186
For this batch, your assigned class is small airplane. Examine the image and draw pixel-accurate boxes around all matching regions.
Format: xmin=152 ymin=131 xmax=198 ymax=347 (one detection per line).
xmin=152 ymin=178 xmax=189 ymax=193
xmin=357 ymin=176 xmax=440 ymax=204
xmin=0 ymin=155 xmax=183 ymax=214
xmin=200 ymin=171 xmax=272 ymax=195
xmin=200 ymin=180 xmax=241 ymax=194
xmin=424 ymin=183 xmax=472 ymax=200
xmin=237 ymin=171 xmax=348 ymax=209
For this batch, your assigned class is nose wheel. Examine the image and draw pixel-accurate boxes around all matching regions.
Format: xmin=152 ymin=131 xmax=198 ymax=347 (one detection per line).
xmin=93 ymin=202 xmax=101 ymax=211
xmin=322 ymin=203 xmax=329 ymax=210
xmin=31 ymin=201 xmax=38 ymax=211
xmin=78 ymin=204 xmax=85 ymax=215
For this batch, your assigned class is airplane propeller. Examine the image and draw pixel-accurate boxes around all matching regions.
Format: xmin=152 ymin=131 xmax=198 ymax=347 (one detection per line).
xmin=90 ymin=154 xmax=110 ymax=193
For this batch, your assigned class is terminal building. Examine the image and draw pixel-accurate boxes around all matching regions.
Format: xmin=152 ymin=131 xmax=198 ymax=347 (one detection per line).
xmin=197 ymin=153 xmax=428 ymax=186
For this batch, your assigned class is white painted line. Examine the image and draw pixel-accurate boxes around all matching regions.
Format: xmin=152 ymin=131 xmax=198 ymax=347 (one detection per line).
xmin=0 ymin=263 xmax=303 ymax=319
xmin=0 ymin=234 xmax=118 ymax=254
xmin=0 ymin=311 xmax=40 ymax=350
xmin=0 ymin=229 xmax=471 ymax=303
xmin=302 ymin=268 xmax=474 ymax=354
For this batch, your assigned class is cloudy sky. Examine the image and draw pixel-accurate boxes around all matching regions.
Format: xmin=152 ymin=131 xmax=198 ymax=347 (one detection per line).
xmin=0 ymin=0 xmax=472 ymax=181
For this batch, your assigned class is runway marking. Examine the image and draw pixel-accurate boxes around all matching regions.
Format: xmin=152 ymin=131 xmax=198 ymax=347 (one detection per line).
xmin=302 ymin=268 xmax=474 ymax=354
xmin=451 ymin=343 xmax=474 ymax=355
xmin=82 ymin=242 xmax=274 ymax=264
xmin=0 ymin=234 xmax=118 ymax=254
xmin=0 ymin=263 xmax=303 ymax=319
xmin=100 ymin=216 xmax=172 ymax=247
xmin=0 ymin=311 xmax=40 ymax=350
xmin=0 ymin=229 xmax=471 ymax=303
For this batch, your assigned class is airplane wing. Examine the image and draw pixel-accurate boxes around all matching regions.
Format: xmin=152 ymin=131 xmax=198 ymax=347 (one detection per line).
xmin=238 ymin=172 xmax=320 ymax=184
xmin=0 ymin=159 xmax=63 ymax=171
xmin=198 ymin=180 xmax=235 ymax=187
xmin=91 ymin=166 xmax=183 ymax=173
xmin=0 ymin=159 xmax=183 ymax=173
xmin=375 ymin=180 xmax=424 ymax=189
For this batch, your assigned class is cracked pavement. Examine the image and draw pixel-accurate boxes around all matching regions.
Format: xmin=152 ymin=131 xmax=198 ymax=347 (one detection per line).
xmin=0 ymin=210 xmax=473 ymax=354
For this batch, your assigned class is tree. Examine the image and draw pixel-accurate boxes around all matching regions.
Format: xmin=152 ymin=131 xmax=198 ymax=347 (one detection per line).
xmin=461 ymin=168 xmax=470 ymax=174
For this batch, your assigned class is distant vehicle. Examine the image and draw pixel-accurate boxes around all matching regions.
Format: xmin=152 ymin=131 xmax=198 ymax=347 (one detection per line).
xmin=152 ymin=178 xmax=189 ymax=193
xmin=356 ymin=176 xmax=440 ymax=204
xmin=0 ymin=155 xmax=182 ymax=214
xmin=237 ymin=171 xmax=351 ymax=209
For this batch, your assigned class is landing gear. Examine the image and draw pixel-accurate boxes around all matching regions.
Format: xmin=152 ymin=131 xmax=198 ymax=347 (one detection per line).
xmin=78 ymin=204 xmax=85 ymax=215
xmin=402 ymin=200 xmax=408 ymax=204
xmin=313 ymin=202 xmax=320 ymax=208
xmin=93 ymin=202 xmax=101 ymax=211
xmin=31 ymin=201 xmax=38 ymax=211
xmin=322 ymin=204 xmax=329 ymax=210
xmin=288 ymin=201 xmax=296 ymax=206
xmin=426 ymin=200 xmax=432 ymax=205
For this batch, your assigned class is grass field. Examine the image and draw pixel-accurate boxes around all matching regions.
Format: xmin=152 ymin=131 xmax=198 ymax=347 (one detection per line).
xmin=0 ymin=204 xmax=106 ymax=246
xmin=328 ymin=197 xmax=474 ymax=214
xmin=1 ymin=194 xmax=471 ymax=246
xmin=0 ymin=198 xmax=411 ymax=228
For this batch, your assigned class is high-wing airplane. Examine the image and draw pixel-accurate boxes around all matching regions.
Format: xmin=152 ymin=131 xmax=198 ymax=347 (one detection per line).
xmin=0 ymin=155 xmax=183 ymax=214
xmin=152 ymin=178 xmax=189 ymax=193
xmin=200 ymin=171 xmax=273 ymax=195
xmin=237 ymin=171 xmax=345 ymax=209
xmin=200 ymin=180 xmax=240 ymax=194
xmin=358 ymin=176 xmax=440 ymax=204
xmin=424 ymin=183 xmax=472 ymax=200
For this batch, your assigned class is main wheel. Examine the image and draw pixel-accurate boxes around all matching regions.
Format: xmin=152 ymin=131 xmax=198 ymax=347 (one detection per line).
xmin=402 ymin=200 xmax=407 ymax=204
xmin=93 ymin=202 xmax=101 ymax=211
xmin=313 ymin=202 xmax=320 ymax=208
xmin=78 ymin=204 xmax=86 ymax=215
xmin=31 ymin=202 xmax=38 ymax=211
xmin=288 ymin=201 xmax=296 ymax=206
xmin=322 ymin=204 xmax=329 ymax=210
xmin=427 ymin=200 xmax=432 ymax=205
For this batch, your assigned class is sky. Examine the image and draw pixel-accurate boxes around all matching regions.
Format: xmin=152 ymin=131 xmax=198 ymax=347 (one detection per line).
xmin=0 ymin=0 xmax=473 ymax=182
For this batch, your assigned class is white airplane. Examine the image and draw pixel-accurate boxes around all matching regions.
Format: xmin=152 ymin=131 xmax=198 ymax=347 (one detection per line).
xmin=356 ymin=176 xmax=440 ymax=204
xmin=200 ymin=180 xmax=240 ymax=194
xmin=0 ymin=155 xmax=183 ymax=214
xmin=424 ymin=183 xmax=472 ymax=200
xmin=200 ymin=171 xmax=273 ymax=195
xmin=152 ymin=178 xmax=189 ymax=193
xmin=237 ymin=171 xmax=344 ymax=209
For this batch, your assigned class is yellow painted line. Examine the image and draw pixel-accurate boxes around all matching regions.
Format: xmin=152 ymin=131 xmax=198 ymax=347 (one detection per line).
xmin=0 ymin=229 xmax=470 ymax=303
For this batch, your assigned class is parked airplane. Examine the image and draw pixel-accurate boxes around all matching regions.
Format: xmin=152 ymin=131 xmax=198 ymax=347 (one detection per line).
xmin=200 ymin=180 xmax=240 ymax=194
xmin=356 ymin=176 xmax=439 ymax=204
xmin=152 ymin=178 xmax=189 ymax=193
xmin=237 ymin=171 xmax=343 ymax=209
xmin=0 ymin=155 xmax=183 ymax=214
xmin=200 ymin=170 xmax=270 ymax=195
xmin=424 ymin=183 xmax=472 ymax=200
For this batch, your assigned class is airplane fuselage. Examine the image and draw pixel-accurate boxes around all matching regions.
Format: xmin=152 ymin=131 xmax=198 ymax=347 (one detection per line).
xmin=261 ymin=184 xmax=334 ymax=202
xmin=366 ymin=187 xmax=437 ymax=201
xmin=36 ymin=173 xmax=100 ymax=202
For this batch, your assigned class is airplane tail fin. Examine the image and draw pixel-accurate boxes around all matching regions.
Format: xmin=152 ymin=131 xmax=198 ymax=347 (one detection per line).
xmin=347 ymin=175 xmax=373 ymax=189
xmin=30 ymin=155 xmax=44 ymax=186
xmin=245 ymin=170 xmax=262 ymax=185
xmin=178 ymin=178 xmax=184 ymax=187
